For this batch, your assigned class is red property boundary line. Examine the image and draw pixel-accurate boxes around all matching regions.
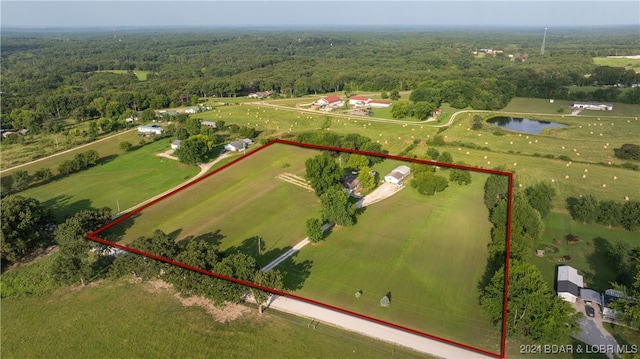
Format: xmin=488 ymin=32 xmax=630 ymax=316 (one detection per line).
xmin=87 ymin=138 xmax=513 ymax=359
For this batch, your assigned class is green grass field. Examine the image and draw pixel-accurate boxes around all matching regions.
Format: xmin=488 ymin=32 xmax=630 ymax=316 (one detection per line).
xmin=99 ymin=144 xmax=500 ymax=353
xmin=18 ymin=138 xmax=199 ymax=221
xmin=1 ymin=128 xmax=141 ymax=175
xmin=287 ymin=171 xmax=500 ymax=353
xmin=102 ymin=144 xmax=323 ymax=267
xmin=593 ymin=57 xmax=640 ymax=72
xmin=532 ymin=212 xmax=640 ymax=293
xmin=1 ymin=277 xmax=432 ymax=359
xmin=95 ymin=69 xmax=151 ymax=81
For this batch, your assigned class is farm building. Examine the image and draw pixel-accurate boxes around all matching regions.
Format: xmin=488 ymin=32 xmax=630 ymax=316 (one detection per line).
xmin=248 ymin=91 xmax=273 ymax=99
xmin=224 ymin=138 xmax=252 ymax=152
xmin=171 ymin=140 xmax=181 ymax=150
xmin=384 ymin=165 xmax=411 ymax=185
xmin=138 ymin=124 xmax=163 ymax=135
xmin=602 ymin=289 xmax=626 ymax=320
xmin=316 ymin=95 xmax=342 ymax=107
xmin=556 ymin=265 xmax=584 ymax=303
xmin=184 ymin=106 xmax=201 ymax=114
xmin=348 ymin=96 xmax=392 ymax=108
xmin=572 ymin=102 xmax=613 ymax=111
xmin=202 ymin=121 xmax=217 ymax=128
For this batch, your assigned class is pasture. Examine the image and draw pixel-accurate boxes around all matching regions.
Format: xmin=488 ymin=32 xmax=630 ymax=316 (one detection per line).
xmin=286 ymin=172 xmax=500 ymax=353
xmin=101 ymin=144 xmax=323 ymax=268
xmin=593 ymin=57 xmax=640 ymax=72
xmin=18 ymin=138 xmax=199 ymax=221
xmin=1 ymin=277 xmax=430 ymax=359
xmin=95 ymin=69 xmax=151 ymax=81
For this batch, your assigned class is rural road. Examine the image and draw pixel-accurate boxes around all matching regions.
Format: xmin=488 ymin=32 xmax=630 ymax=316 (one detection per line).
xmin=264 ymin=294 xmax=495 ymax=359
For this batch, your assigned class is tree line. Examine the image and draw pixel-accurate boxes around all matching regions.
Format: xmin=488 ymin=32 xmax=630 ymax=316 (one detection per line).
xmin=567 ymin=195 xmax=640 ymax=231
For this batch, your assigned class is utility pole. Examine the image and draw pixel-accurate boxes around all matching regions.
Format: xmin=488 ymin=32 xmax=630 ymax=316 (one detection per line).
xmin=540 ymin=27 xmax=548 ymax=56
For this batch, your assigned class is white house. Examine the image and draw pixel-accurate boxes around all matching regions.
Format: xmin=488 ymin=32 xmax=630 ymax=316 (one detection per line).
xmin=384 ymin=165 xmax=411 ymax=185
xmin=138 ymin=124 xmax=163 ymax=135
xmin=556 ymin=265 xmax=584 ymax=303
xmin=572 ymin=102 xmax=613 ymax=111
xmin=225 ymin=140 xmax=248 ymax=152
xmin=316 ymin=95 xmax=342 ymax=107
xmin=367 ymin=100 xmax=392 ymax=108
xmin=349 ymin=95 xmax=371 ymax=106
xmin=171 ymin=140 xmax=181 ymax=150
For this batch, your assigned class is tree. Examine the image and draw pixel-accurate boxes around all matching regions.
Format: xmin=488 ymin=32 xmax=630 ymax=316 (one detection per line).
xmin=304 ymin=155 xmax=343 ymax=197
xmin=305 ymin=218 xmax=324 ymax=243
xmin=614 ymin=143 xmax=640 ymax=161
xmin=389 ymin=89 xmax=400 ymax=100
xmin=524 ymin=182 xmax=556 ymax=218
xmin=347 ymin=154 xmax=369 ymax=170
xmin=141 ymin=108 xmax=156 ymax=122
xmin=380 ymin=91 xmax=388 ymax=99
xmin=33 ymin=168 xmax=53 ymax=183
xmin=481 ymin=260 xmax=579 ymax=342
xmin=0 ymin=195 xmax=53 ymax=262
xmin=621 ymin=201 xmax=640 ymax=231
xmin=251 ymin=270 xmax=284 ymax=314
xmin=411 ymin=171 xmax=448 ymax=195
xmin=471 ymin=115 xmax=484 ymax=130
xmin=426 ymin=147 xmax=439 ymax=160
xmin=484 ymin=174 xmax=509 ymax=211
xmin=119 ymin=141 xmax=133 ymax=152
xmin=176 ymin=135 xmax=210 ymax=165
xmin=449 ymin=168 xmax=472 ymax=185
xmin=436 ymin=151 xmax=453 ymax=165
xmin=320 ymin=187 xmax=356 ymax=226
xmin=413 ymin=101 xmax=435 ymax=120
xmin=391 ymin=101 xmax=413 ymax=119
xmin=175 ymin=127 xmax=189 ymax=140
xmin=185 ymin=117 xmax=202 ymax=136
xmin=610 ymin=272 xmax=640 ymax=329
xmin=11 ymin=170 xmax=30 ymax=192
xmin=357 ymin=166 xmax=377 ymax=191
xmin=568 ymin=194 xmax=599 ymax=223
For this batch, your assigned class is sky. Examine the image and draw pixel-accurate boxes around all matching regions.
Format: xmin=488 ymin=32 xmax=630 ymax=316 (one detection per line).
xmin=1 ymin=1 xmax=639 ymax=28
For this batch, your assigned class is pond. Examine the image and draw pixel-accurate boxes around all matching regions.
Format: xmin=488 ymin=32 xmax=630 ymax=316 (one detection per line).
xmin=487 ymin=116 xmax=565 ymax=134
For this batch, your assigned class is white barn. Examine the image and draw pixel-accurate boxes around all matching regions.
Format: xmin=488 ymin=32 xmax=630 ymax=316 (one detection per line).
xmin=384 ymin=165 xmax=411 ymax=185
xmin=557 ymin=265 xmax=584 ymax=303
xmin=171 ymin=140 xmax=181 ymax=150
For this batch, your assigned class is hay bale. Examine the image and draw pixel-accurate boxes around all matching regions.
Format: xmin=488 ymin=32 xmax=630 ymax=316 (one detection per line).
xmin=582 ymin=174 xmax=587 ymax=178
xmin=602 ymin=184 xmax=607 ymax=188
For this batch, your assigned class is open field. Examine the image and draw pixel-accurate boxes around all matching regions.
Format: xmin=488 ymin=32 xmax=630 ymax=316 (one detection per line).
xmin=18 ymin=138 xmax=199 ymax=221
xmin=98 ymin=144 xmax=501 ymax=354
xmin=0 ymin=128 xmax=140 ymax=175
xmin=286 ymin=172 xmax=500 ymax=353
xmin=532 ymin=212 xmax=640 ymax=293
xmin=95 ymin=69 xmax=151 ymax=81
xmin=593 ymin=57 xmax=640 ymax=72
xmin=501 ymin=97 xmax=640 ymax=118
xmin=1 ymin=277 xmax=431 ymax=359
xmin=102 ymin=144 xmax=323 ymax=268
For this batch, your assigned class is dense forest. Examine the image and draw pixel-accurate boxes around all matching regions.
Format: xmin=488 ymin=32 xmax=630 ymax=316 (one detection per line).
xmin=1 ymin=27 xmax=639 ymax=133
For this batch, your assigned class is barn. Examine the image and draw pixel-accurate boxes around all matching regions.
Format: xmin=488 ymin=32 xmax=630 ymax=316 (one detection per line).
xmin=384 ymin=165 xmax=411 ymax=185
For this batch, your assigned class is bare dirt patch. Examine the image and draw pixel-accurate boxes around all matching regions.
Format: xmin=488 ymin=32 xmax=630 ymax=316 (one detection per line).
xmin=143 ymin=279 xmax=247 ymax=323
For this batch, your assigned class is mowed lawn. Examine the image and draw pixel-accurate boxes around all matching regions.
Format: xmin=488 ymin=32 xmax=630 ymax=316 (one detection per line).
xmin=1 ymin=279 xmax=432 ymax=359
xmin=285 ymin=171 xmax=501 ymax=353
xmin=103 ymin=143 xmax=323 ymax=267
xmin=19 ymin=138 xmax=199 ymax=221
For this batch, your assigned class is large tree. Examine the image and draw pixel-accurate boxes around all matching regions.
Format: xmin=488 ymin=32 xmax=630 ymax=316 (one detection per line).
xmin=481 ymin=260 xmax=579 ymax=342
xmin=320 ymin=187 xmax=356 ymax=226
xmin=483 ymin=174 xmax=509 ymax=211
xmin=176 ymin=135 xmax=211 ymax=165
xmin=411 ymin=171 xmax=448 ymax=195
xmin=251 ymin=270 xmax=284 ymax=314
xmin=524 ymin=182 xmax=556 ymax=218
xmin=305 ymin=154 xmax=343 ymax=197
xmin=305 ymin=218 xmax=324 ymax=243
xmin=347 ymin=154 xmax=370 ymax=170
xmin=0 ymin=195 xmax=53 ymax=262
xmin=357 ymin=166 xmax=377 ymax=191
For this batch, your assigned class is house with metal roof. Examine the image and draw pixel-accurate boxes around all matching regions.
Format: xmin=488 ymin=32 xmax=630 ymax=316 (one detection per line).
xmin=384 ymin=165 xmax=411 ymax=185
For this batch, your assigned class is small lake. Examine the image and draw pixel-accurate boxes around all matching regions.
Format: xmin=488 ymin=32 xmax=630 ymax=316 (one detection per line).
xmin=487 ymin=117 xmax=565 ymax=134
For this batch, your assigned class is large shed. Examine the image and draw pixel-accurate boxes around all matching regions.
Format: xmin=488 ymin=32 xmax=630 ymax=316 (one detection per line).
xmin=384 ymin=165 xmax=411 ymax=185
xmin=556 ymin=265 xmax=584 ymax=303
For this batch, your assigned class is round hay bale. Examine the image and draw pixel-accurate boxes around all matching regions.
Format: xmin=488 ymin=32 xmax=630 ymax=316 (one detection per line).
xmin=582 ymin=174 xmax=587 ymax=178
xmin=613 ymin=176 xmax=617 ymax=180
xmin=565 ymin=175 xmax=569 ymax=179
xmin=602 ymin=184 xmax=607 ymax=188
